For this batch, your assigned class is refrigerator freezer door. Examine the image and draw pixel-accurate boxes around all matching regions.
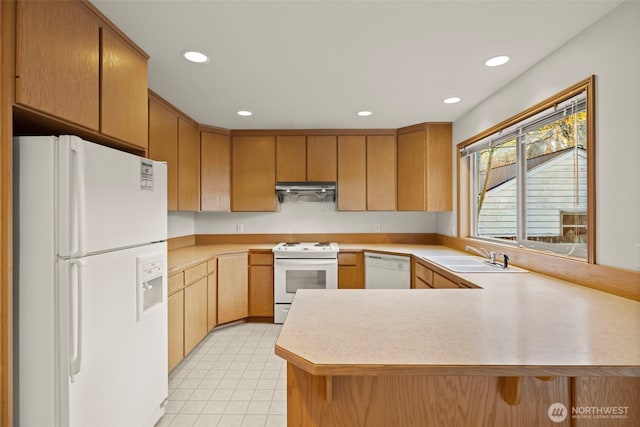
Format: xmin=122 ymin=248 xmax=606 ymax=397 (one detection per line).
xmin=57 ymin=135 xmax=167 ymax=256
xmin=62 ymin=242 xmax=168 ymax=427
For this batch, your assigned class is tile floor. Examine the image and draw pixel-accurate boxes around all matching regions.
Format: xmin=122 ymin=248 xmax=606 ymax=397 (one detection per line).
xmin=155 ymin=322 xmax=287 ymax=427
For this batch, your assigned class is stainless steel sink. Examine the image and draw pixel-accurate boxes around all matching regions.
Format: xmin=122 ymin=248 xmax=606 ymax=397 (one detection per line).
xmin=422 ymin=255 xmax=528 ymax=273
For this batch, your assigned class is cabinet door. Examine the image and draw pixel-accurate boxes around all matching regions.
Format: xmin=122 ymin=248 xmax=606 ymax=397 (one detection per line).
xmin=425 ymin=123 xmax=453 ymax=211
xmin=231 ymin=136 xmax=276 ymax=212
xmin=367 ymin=135 xmax=396 ymax=211
xmin=167 ymin=290 xmax=184 ymax=372
xmin=101 ymin=28 xmax=148 ymax=149
xmin=148 ymin=97 xmax=178 ymax=210
xmin=397 ymin=130 xmax=426 ymax=211
xmin=337 ymin=136 xmax=366 ymax=211
xmin=184 ymin=277 xmax=208 ymax=355
xmin=307 ymin=136 xmax=337 ymax=181
xmin=16 ymin=0 xmax=100 ymax=130
xmin=433 ymin=273 xmax=459 ymax=289
xmin=178 ymin=118 xmax=201 ymax=211
xmin=276 ymin=136 xmax=306 ymax=182
xmin=414 ymin=262 xmax=433 ymax=288
xmin=249 ymin=265 xmax=274 ymax=317
xmin=218 ymin=253 xmax=249 ymax=324
xmin=201 ymin=131 xmax=231 ymax=211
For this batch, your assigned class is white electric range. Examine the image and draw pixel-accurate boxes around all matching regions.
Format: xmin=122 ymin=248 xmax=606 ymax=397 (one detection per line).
xmin=272 ymin=242 xmax=339 ymax=323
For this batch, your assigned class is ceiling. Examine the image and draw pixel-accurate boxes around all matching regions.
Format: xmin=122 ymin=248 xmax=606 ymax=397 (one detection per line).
xmin=93 ymin=0 xmax=621 ymax=130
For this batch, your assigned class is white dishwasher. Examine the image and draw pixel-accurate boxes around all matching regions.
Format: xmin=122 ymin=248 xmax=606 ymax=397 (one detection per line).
xmin=364 ymin=252 xmax=411 ymax=289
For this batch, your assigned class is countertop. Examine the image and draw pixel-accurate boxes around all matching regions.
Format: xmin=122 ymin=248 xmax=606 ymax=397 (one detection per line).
xmin=274 ymin=246 xmax=640 ymax=377
xmin=168 ymin=244 xmax=274 ymax=275
xmin=168 ymin=242 xmax=640 ymax=377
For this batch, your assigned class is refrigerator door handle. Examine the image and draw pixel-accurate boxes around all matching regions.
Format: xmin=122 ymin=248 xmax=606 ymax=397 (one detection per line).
xmin=70 ymin=139 xmax=86 ymax=257
xmin=69 ymin=259 xmax=85 ymax=382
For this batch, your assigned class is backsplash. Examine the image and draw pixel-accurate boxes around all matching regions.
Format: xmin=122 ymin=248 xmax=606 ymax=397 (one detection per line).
xmin=168 ymin=203 xmax=436 ymax=238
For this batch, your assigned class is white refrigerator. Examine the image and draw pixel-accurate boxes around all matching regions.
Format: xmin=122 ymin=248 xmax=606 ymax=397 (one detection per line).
xmin=14 ymin=135 xmax=168 ymax=427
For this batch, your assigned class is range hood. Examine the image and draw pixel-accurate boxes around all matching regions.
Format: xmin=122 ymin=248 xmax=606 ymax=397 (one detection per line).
xmin=275 ymin=181 xmax=336 ymax=203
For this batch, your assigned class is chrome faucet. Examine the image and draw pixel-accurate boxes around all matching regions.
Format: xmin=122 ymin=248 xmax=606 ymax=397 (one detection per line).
xmin=465 ymin=245 xmax=510 ymax=269
xmin=501 ymin=253 xmax=510 ymax=269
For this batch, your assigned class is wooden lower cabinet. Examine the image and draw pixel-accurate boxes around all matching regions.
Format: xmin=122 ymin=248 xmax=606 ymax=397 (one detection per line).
xmin=572 ymin=377 xmax=640 ymax=426
xmin=412 ymin=258 xmax=477 ymax=289
xmin=184 ymin=277 xmax=207 ymax=355
xmin=167 ymin=290 xmax=184 ymax=372
xmin=433 ymin=272 xmax=458 ymax=289
xmin=338 ymin=252 xmax=364 ymax=289
xmin=287 ymin=364 xmax=581 ymax=426
xmin=249 ymin=252 xmax=274 ymax=317
xmin=218 ymin=253 xmax=249 ymax=324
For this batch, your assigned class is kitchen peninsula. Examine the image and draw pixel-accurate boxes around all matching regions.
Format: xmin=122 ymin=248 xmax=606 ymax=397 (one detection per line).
xmin=274 ymin=259 xmax=640 ymax=426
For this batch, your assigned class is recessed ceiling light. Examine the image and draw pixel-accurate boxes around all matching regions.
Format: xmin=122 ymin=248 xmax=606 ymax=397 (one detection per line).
xmin=237 ymin=110 xmax=252 ymax=117
xmin=357 ymin=111 xmax=372 ymax=117
xmin=484 ymin=55 xmax=510 ymax=67
xmin=181 ymin=50 xmax=209 ymax=64
xmin=443 ymin=97 xmax=461 ymax=104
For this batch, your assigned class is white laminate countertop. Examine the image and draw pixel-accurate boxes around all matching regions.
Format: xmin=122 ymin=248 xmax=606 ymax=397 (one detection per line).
xmin=275 ymin=247 xmax=640 ymax=377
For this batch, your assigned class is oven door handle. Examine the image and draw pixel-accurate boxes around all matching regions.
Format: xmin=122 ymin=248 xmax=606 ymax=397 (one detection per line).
xmin=275 ymin=259 xmax=337 ymax=266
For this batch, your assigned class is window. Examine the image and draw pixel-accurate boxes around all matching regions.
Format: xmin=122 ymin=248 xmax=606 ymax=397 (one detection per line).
xmin=458 ymin=77 xmax=595 ymax=261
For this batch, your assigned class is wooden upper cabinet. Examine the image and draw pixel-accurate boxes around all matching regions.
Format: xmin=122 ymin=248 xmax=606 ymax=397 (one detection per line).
xmin=201 ymin=131 xmax=231 ymax=211
xmin=178 ymin=118 xmax=201 ymax=211
xmin=148 ymin=95 xmax=178 ymax=210
xmin=16 ymin=0 xmax=100 ymax=130
xmin=337 ymin=136 xmax=366 ymax=211
xmin=276 ymin=136 xmax=307 ymax=182
xmin=425 ymin=123 xmax=453 ymax=211
xmin=307 ymin=136 xmax=337 ymax=181
xmin=397 ymin=130 xmax=426 ymax=211
xmin=100 ymin=28 xmax=149 ymax=150
xmin=231 ymin=136 xmax=276 ymax=212
xmin=16 ymin=1 xmax=149 ymax=149
xmin=397 ymin=123 xmax=452 ymax=211
xmin=367 ymin=135 xmax=397 ymax=211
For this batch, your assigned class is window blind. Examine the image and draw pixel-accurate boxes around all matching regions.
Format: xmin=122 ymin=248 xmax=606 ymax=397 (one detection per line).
xmin=460 ymin=92 xmax=586 ymax=157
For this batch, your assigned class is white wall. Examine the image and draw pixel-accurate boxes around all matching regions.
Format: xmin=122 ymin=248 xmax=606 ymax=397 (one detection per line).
xmin=170 ymin=204 xmax=436 ymax=238
xmin=438 ymin=1 xmax=640 ymax=270
xmin=194 ymin=203 xmax=435 ymax=235
xmin=168 ymin=211 xmax=195 ymax=238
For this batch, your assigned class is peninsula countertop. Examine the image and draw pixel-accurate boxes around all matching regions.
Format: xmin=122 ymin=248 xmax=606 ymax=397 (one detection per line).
xmin=275 ymin=259 xmax=640 ymax=378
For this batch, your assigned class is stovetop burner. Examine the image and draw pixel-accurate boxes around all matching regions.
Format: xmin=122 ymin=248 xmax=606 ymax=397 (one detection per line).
xmin=272 ymin=241 xmax=339 ymax=258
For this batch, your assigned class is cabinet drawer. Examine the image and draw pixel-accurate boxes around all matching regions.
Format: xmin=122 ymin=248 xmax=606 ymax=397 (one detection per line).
xmin=250 ymin=253 xmax=273 ymax=266
xmin=338 ymin=253 xmax=358 ymax=266
xmin=168 ymin=272 xmax=184 ymax=295
xmin=185 ymin=262 xmax=207 ymax=285
xmin=207 ymin=258 xmax=217 ymax=274
xmin=415 ymin=262 xmax=433 ymax=286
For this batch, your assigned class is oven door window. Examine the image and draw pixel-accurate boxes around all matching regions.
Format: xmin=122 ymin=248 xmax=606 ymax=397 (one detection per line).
xmin=285 ymin=270 xmax=327 ymax=293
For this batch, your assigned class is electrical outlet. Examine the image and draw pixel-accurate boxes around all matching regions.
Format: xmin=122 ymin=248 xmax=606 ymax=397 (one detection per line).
xmin=635 ymin=243 xmax=640 ymax=270
xmin=236 ymin=223 xmax=243 ymax=233
xmin=374 ymin=224 xmax=381 ymax=232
